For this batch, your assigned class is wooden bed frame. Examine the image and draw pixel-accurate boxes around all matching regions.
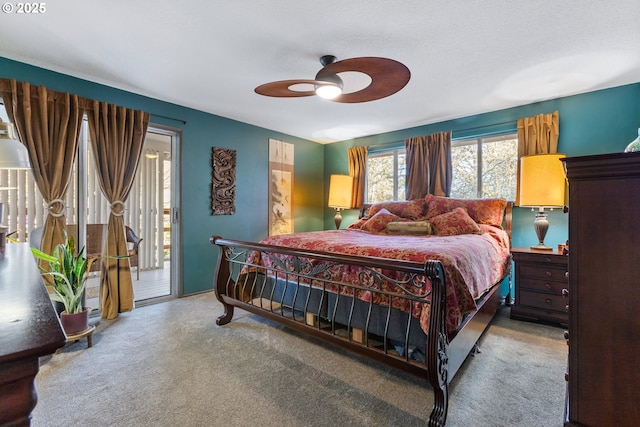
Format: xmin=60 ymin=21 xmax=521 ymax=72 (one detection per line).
xmin=210 ymin=203 xmax=512 ymax=426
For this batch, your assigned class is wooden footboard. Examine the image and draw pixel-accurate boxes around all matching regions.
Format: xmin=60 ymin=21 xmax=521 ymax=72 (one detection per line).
xmin=210 ymin=236 xmax=500 ymax=427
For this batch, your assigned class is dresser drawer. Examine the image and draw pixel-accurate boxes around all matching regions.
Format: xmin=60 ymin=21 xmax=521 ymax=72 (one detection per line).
xmin=518 ymin=289 xmax=567 ymax=313
xmin=519 ymin=264 xmax=567 ymax=282
xmin=518 ymin=276 xmax=568 ymax=294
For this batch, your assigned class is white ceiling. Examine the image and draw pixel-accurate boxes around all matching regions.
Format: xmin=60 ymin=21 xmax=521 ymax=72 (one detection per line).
xmin=1 ymin=1 xmax=639 ymax=143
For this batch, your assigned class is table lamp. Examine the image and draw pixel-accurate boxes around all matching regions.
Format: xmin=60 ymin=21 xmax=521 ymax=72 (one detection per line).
xmin=328 ymin=174 xmax=353 ymax=229
xmin=519 ymin=153 xmax=566 ymax=250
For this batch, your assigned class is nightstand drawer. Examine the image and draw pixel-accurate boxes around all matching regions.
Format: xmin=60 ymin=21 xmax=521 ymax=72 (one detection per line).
xmin=518 ymin=289 xmax=567 ymax=312
xmin=519 ymin=264 xmax=567 ymax=282
xmin=512 ymin=251 xmax=567 ymax=266
xmin=518 ymin=276 xmax=567 ymax=294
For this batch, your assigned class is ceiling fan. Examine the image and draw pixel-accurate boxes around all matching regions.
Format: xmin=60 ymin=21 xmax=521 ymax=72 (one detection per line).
xmin=254 ymin=55 xmax=411 ymax=103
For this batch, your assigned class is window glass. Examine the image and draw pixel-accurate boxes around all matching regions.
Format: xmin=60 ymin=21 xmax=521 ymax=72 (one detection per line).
xmin=451 ymin=133 xmax=517 ymax=200
xmin=450 ymin=141 xmax=478 ymax=199
xmin=367 ymin=149 xmax=405 ymax=203
xmin=365 ymin=132 xmax=517 ymax=204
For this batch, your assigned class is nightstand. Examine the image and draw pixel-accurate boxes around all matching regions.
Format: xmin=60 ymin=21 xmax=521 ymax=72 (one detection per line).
xmin=510 ymin=247 xmax=568 ymax=325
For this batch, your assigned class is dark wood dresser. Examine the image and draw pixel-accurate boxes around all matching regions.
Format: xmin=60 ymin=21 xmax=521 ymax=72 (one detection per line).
xmin=0 ymin=243 xmax=66 ymax=426
xmin=562 ymin=152 xmax=640 ymax=426
xmin=510 ymin=247 xmax=568 ymax=325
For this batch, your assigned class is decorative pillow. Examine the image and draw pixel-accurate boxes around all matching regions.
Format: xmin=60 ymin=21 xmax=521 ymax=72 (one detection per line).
xmin=361 ymin=208 xmax=405 ymax=232
xmin=430 ymin=207 xmax=483 ymax=236
xmin=424 ymin=194 xmax=507 ymax=227
xmin=347 ymin=217 xmax=368 ymax=230
xmin=366 ymin=199 xmax=428 ymax=220
xmin=386 ymin=221 xmax=432 ymax=235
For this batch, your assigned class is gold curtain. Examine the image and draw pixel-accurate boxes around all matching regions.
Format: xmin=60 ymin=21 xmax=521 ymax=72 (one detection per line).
xmin=85 ymin=100 xmax=149 ymax=320
xmin=347 ymin=146 xmax=368 ymax=208
xmin=405 ymin=131 xmax=452 ymax=199
xmin=0 ymin=78 xmax=83 ymax=256
xmin=515 ymin=111 xmax=559 ymax=205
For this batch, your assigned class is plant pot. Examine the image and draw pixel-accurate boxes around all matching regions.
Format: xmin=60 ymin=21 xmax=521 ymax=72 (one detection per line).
xmin=60 ymin=308 xmax=90 ymax=335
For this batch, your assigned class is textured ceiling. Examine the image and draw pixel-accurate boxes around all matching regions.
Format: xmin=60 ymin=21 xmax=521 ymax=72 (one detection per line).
xmin=1 ymin=0 xmax=639 ymax=143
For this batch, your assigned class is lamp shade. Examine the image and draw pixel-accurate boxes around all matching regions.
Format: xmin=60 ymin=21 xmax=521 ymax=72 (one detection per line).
xmin=519 ymin=153 xmax=566 ymax=207
xmin=328 ymin=174 xmax=353 ymax=209
xmin=0 ymin=120 xmax=30 ymax=169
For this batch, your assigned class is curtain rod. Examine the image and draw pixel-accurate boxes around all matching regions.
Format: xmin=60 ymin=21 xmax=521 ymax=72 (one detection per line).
xmin=149 ymin=113 xmax=187 ymax=125
xmin=366 ymin=119 xmax=518 ymax=150
xmin=451 ymin=119 xmax=516 ymax=134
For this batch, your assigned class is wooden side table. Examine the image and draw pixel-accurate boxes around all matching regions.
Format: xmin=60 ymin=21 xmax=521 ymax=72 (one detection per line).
xmin=510 ymin=247 xmax=568 ymax=325
xmin=65 ymin=325 xmax=96 ymax=348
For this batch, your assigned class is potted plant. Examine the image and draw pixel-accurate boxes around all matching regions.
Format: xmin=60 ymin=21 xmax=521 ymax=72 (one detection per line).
xmin=31 ymin=235 xmax=96 ymax=335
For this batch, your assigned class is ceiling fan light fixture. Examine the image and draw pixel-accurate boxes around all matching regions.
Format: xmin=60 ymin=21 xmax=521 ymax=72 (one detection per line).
xmin=314 ymin=73 xmax=343 ymax=99
xmin=315 ymin=83 xmax=342 ymax=99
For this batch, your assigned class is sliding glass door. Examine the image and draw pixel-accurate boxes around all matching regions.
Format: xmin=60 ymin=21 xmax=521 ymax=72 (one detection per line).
xmin=82 ymin=124 xmax=180 ymax=309
xmin=1 ymin=102 xmax=180 ymax=312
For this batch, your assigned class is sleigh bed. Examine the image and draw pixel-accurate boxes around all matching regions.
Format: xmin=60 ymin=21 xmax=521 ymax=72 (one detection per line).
xmin=211 ymin=195 xmax=512 ymax=426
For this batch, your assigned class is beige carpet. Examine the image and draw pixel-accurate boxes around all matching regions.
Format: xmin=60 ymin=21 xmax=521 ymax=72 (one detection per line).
xmin=32 ymin=293 xmax=566 ymax=427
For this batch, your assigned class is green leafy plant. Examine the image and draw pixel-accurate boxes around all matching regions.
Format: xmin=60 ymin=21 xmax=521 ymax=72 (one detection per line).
xmin=31 ymin=236 xmax=95 ymax=315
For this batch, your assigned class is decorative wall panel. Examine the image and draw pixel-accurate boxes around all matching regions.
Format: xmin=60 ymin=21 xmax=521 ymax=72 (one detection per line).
xmin=268 ymin=139 xmax=294 ymax=235
xmin=211 ymin=147 xmax=236 ymax=215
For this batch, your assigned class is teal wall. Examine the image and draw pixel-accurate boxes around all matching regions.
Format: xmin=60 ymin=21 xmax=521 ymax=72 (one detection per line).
xmin=0 ymin=57 xmax=325 ymax=295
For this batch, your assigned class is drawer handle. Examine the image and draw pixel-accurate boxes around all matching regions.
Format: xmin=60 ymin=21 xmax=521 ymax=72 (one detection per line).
xmin=545 ymin=282 xmax=552 ymax=290
xmin=544 ymin=257 xmax=552 ymax=263
xmin=562 ymin=288 xmax=569 ymax=297
xmin=545 ymin=298 xmax=552 ymax=306
xmin=545 ymin=271 xmax=553 ymax=277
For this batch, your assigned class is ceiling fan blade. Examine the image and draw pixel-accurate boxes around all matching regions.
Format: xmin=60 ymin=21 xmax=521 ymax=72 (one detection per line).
xmin=318 ymin=57 xmax=410 ymax=103
xmin=255 ymin=80 xmax=317 ymax=97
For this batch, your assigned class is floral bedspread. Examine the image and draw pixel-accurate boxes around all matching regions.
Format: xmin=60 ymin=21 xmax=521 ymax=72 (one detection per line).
xmin=251 ymin=225 xmax=510 ymax=335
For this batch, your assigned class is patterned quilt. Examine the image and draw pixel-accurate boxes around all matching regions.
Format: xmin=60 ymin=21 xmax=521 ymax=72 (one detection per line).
xmin=250 ymin=225 xmax=510 ymax=335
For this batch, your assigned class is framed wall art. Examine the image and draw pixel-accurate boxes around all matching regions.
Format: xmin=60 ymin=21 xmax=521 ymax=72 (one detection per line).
xmin=211 ymin=146 xmax=236 ymax=215
xmin=268 ymin=139 xmax=294 ymax=235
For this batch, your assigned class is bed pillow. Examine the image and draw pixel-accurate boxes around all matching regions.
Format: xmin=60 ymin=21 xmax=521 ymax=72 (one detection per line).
xmin=366 ymin=199 xmax=428 ymax=220
xmin=430 ymin=207 xmax=483 ymax=236
xmin=361 ymin=208 xmax=405 ymax=232
xmin=425 ymin=194 xmax=507 ymax=227
xmin=386 ymin=221 xmax=432 ymax=235
xmin=347 ymin=217 xmax=368 ymax=230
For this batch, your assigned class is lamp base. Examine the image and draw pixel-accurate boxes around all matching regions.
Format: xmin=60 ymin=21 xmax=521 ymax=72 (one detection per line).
xmin=531 ymin=209 xmax=553 ymax=251
xmin=530 ymin=243 xmax=553 ymax=251
xmin=334 ymin=208 xmax=342 ymax=229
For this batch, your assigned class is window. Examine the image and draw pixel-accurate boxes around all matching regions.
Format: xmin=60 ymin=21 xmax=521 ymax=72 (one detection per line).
xmin=365 ymin=132 xmax=518 ymax=203
xmin=450 ymin=133 xmax=518 ymax=200
xmin=366 ymin=148 xmax=405 ymax=203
